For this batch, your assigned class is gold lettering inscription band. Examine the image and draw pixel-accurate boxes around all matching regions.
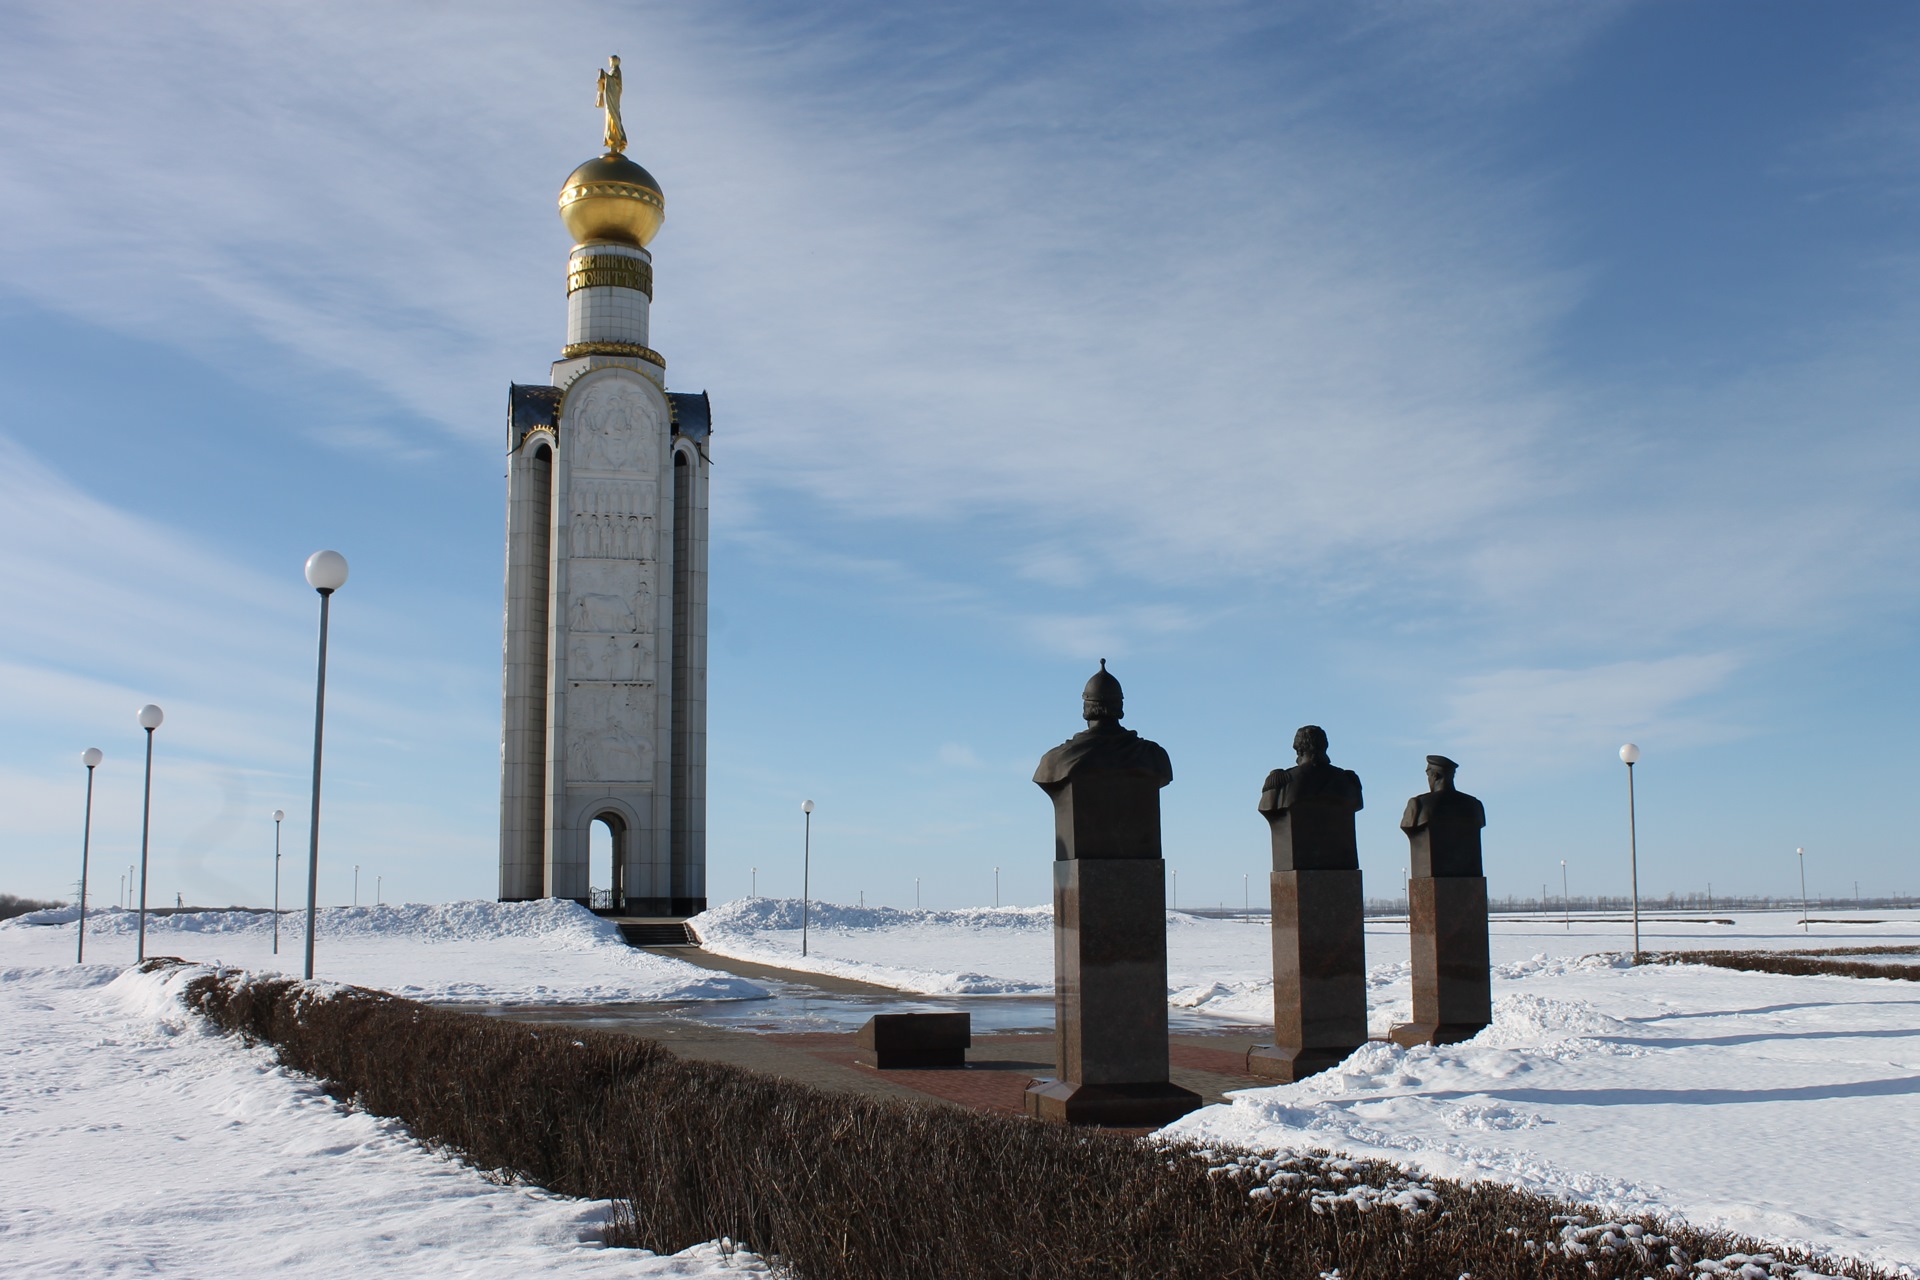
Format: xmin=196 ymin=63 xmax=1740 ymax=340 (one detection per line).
xmin=561 ymin=341 xmax=666 ymax=368
xmin=568 ymin=256 xmax=655 ymax=297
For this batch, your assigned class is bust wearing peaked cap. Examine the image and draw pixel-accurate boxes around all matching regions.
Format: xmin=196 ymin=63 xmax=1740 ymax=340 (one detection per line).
xmin=1401 ymin=755 xmax=1486 ymax=878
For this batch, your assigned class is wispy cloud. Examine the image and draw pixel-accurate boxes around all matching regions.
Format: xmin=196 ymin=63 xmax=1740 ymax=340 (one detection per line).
xmin=5 ymin=1 xmax=1920 ymax=904
xmin=1439 ymin=653 xmax=1744 ymax=768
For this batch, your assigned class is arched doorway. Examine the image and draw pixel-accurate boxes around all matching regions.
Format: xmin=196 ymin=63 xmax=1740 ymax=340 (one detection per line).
xmin=590 ymin=812 xmax=627 ymax=913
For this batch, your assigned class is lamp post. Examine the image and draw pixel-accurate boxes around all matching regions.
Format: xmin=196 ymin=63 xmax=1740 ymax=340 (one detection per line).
xmin=995 ymin=866 xmax=1001 ymax=908
xmin=1620 ymin=743 xmax=1641 ymax=958
xmin=376 ymin=875 xmax=382 ymax=906
xmin=750 ymin=866 xmax=757 ymax=897
xmin=1243 ymin=872 xmax=1249 ymax=918
xmin=1561 ymin=858 xmax=1569 ymax=930
xmin=76 ymin=748 xmax=103 ymax=962
xmin=302 ymin=550 xmax=348 ymax=980
xmin=800 ymin=800 xmax=814 ymax=957
xmin=353 ymin=864 xmax=360 ymax=908
xmin=271 ymin=809 xmax=285 ymax=955
xmin=1170 ymin=868 xmax=1176 ymax=911
xmin=1797 ymin=846 xmax=1808 ymax=933
xmin=135 ymin=705 xmax=164 ymax=963
xmin=915 ymin=877 xmax=920 ymax=909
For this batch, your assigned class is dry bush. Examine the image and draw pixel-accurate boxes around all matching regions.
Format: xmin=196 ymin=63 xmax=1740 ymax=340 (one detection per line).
xmin=176 ymin=964 xmax=1887 ymax=1280
xmin=1641 ymin=950 xmax=1920 ymax=982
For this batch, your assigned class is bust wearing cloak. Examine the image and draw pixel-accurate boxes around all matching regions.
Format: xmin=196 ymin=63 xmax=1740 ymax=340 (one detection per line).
xmin=1034 ymin=661 xmax=1170 ymax=860
xmin=1258 ymin=725 xmax=1363 ymax=871
xmin=1401 ymin=755 xmax=1485 ymax=878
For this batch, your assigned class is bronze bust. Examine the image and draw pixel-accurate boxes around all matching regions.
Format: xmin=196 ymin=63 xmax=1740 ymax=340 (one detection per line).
xmin=1033 ymin=660 xmax=1173 ymax=791
xmin=1401 ymin=755 xmax=1485 ymax=877
xmin=1258 ymin=725 xmax=1363 ymax=871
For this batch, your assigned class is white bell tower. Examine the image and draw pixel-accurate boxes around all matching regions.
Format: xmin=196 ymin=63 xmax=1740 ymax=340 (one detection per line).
xmin=499 ymin=59 xmax=710 ymax=915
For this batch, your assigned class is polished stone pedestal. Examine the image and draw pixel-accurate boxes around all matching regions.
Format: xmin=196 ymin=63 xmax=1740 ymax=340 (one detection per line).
xmin=1390 ymin=875 xmax=1490 ymax=1046
xmin=1248 ymin=868 xmax=1367 ymax=1081
xmin=1023 ymin=857 xmax=1201 ymax=1126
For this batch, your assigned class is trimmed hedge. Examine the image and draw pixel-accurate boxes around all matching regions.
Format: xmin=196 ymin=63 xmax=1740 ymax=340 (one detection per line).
xmin=175 ymin=963 xmax=1883 ymax=1279
xmin=1641 ymin=949 xmax=1920 ymax=982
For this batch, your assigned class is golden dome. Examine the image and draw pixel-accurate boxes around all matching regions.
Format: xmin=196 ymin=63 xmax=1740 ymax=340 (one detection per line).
xmin=558 ymin=152 xmax=665 ymax=248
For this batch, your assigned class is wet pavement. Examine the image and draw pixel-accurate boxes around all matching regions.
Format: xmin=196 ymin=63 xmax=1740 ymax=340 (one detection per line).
xmin=447 ymin=947 xmax=1278 ymax=1118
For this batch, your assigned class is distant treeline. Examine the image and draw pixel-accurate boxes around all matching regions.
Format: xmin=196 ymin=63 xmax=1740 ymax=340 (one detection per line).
xmin=1184 ymin=893 xmax=1917 ymax=920
xmin=0 ymin=893 xmax=62 ymax=921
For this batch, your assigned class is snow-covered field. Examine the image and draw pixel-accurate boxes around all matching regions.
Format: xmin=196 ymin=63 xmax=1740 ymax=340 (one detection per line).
xmin=696 ymin=899 xmax=1920 ymax=1272
xmin=0 ymin=962 xmax=767 ymax=1278
xmin=5 ymin=898 xmax=1918 ymax=1273
xmin=3 ymin=899 xmax=764 ymax=1004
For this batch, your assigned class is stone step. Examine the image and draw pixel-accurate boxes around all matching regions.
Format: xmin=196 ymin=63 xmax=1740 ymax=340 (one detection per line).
xmin=616 ymin=920 xmax=697 ymax=947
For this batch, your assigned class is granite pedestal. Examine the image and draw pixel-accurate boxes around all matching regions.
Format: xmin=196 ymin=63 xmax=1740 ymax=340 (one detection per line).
xmin=1390 ymin=876 xmax=1490 ymax=1045
xmin=1249 ymin=868 xmax=1368 ymax=1080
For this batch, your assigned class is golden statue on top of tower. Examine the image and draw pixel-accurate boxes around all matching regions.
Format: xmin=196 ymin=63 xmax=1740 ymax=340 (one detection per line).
xmin=597 ymin=55 xmax=627 ymax=155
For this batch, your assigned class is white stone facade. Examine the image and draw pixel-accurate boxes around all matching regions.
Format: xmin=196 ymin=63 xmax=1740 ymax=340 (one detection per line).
xmin=499 ymin=237 xmax=710 ymax=915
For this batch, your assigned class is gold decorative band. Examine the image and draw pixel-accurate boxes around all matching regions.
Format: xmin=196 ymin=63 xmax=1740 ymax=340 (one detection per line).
xmin=568 ymin=255 xmax=654 ymax=297
xmin=561 ymin=342 xmax=665 ymax=368
xmin=559 ymin=181 xmax=665 ymax=213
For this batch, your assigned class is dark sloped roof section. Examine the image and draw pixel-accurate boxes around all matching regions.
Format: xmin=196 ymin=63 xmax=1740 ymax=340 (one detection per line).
xmin=508 ymin=384 xmax=563 ymax=450
xmin=668 ymin=390 xmax=712 ymax=441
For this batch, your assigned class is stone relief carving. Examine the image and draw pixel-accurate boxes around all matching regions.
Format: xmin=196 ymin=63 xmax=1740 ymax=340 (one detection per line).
xmin=572 ymin=592 xmax=636 ymax=634
xmin=565 ymin=685 xmax=655 ymax=783
xmin=575 ymin=480 xmax=658 ymax=518
xmin=568 ymin=631 xmax=655 ymax=683
xmin=566 ymin=561 xmax=655 ymax=637
xmin=569 ymin=380 xmax=655 ymax=473
xmin=570 ymin=511 xmax=654 ymax=561
xmin=569 ymin=481 xmax=657 ymax=560
xmin=569 ymin=559 xmax=650 ymax=598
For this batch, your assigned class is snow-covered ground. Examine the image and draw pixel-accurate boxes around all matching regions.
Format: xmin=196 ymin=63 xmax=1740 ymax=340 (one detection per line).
xmin=2 ymin=899 xmax=764 ymax=1005
xmin=5 ymin=898 xmax=1917 ymax=1272
xmin=696 ymin=899 xmax=1920 ymax=1271
xmin=692 ymin=898 xmax=1057 ymax=994
xmin=0 ymin=962 xmax=767 ymax=1279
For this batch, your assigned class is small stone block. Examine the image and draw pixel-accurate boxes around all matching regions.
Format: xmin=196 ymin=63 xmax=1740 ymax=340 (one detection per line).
xmin=1387 ymin=1021 xmax=1483 ymax=1048
xmin=854 ymin=1012 xmax=970 ymax=1069
xmin=1244 ymin=1042 xmax=1354 ymax=1082
xmin=1022 ymin=1078 xmax=1202 ymax=1127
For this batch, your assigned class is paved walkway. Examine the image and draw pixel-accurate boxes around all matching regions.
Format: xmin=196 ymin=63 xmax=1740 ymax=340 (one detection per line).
xmin=484 ymin=947 xmax=1277 ymax=1120
xmin=632 ymin=944 xmax=904 ymax=995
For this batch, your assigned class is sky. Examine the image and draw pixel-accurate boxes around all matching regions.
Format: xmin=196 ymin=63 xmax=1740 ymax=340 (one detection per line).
xmin=2 ymin=0 xmax=1918 ymax=914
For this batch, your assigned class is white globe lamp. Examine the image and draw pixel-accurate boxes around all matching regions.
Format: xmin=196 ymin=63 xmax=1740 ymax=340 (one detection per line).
xmin=305 ymin=550 xmax=349 ymax=593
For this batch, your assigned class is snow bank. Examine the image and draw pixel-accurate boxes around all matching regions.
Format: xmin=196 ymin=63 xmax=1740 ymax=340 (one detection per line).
xmin=1166 ymin=962 xmax=1920 ymax=1272
xmin=7 ymin=898 xmax=629 ymax=946
xmin=691 ymin=897 xmax=1052 ymax=994
xmin=698 ymin=896 xmax=1055 ymax=935
xmin=0 ymin=900 xmax=767 ymax=1007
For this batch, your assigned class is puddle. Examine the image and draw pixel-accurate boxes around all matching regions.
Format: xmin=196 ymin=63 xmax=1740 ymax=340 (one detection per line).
xmin=457 ymin=979 xmax=1267 ymax=1036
